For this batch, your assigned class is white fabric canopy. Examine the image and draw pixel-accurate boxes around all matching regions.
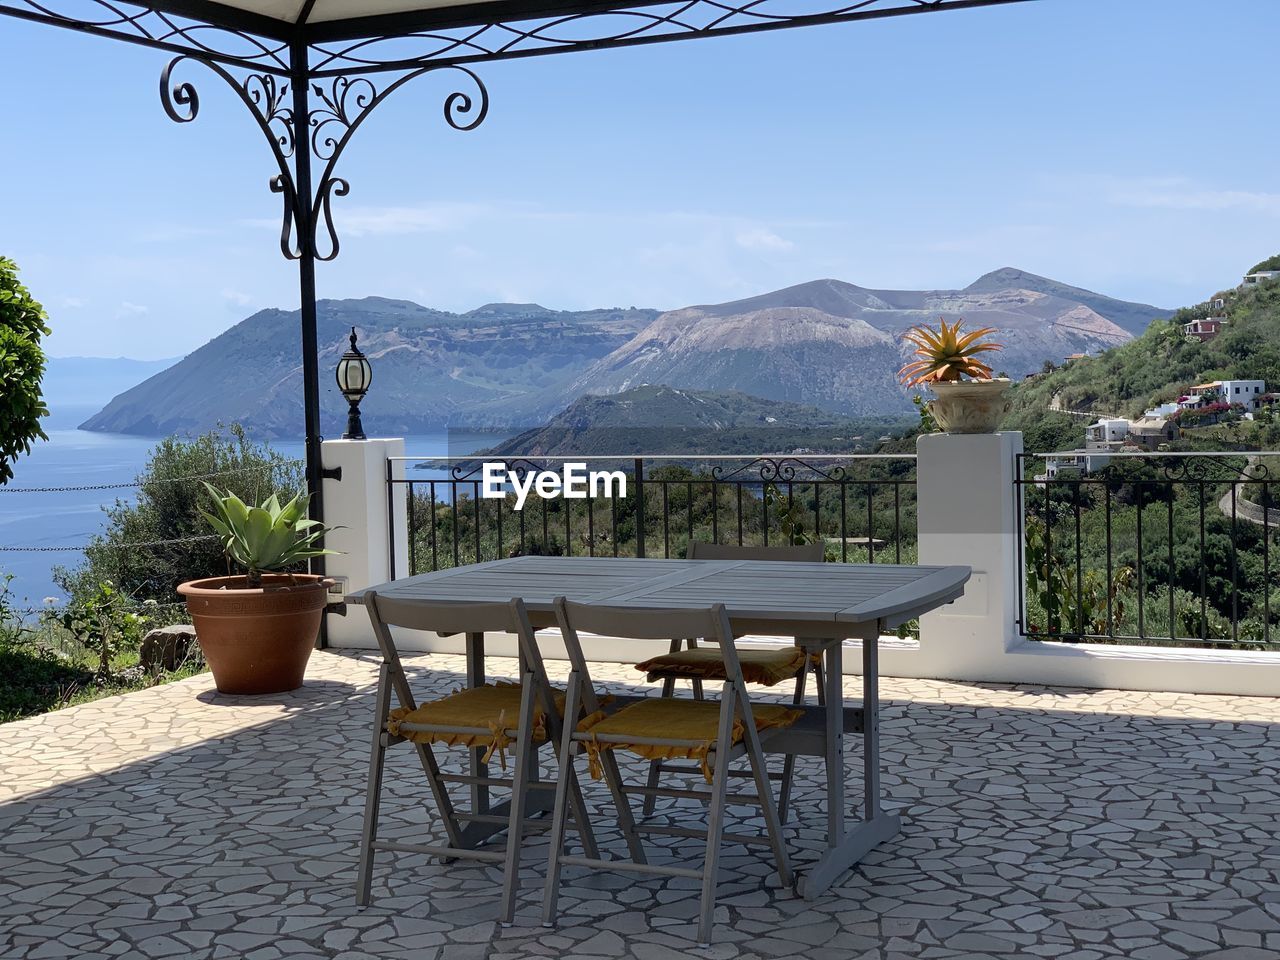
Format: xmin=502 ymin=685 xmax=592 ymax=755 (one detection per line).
xmin=142 ymin=0 xmax=635 ymax=42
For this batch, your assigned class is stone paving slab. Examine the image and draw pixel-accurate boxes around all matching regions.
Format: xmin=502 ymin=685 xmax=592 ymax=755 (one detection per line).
xmin=1 ymin=649 xmax=1278 ymax=959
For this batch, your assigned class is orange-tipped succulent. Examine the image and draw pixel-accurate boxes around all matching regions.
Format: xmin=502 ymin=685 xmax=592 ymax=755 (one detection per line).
xmin=897 ymin=318 xmax=1003 ymax=387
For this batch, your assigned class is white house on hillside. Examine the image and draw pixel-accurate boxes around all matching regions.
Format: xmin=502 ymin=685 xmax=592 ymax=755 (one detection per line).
xmin=1187 ymin=380 xmax=1267 ymax=411
xmin=1038 ymin=451 xmax=1115 ymax=483
xmin=1220 ymin=380 xmax=1267 ymax=411
xmin=1145 ymin=400 xmax=1182 ymax=419
xmin=1085 ymin=419 xmax=1129 ymax=447
xmin=1242 ymin=270 xmax=1280 ymax=287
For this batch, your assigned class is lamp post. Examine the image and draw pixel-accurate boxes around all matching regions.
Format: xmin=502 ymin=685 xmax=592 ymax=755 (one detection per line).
xmin=336 ymin=327 xmax=372 ymax=440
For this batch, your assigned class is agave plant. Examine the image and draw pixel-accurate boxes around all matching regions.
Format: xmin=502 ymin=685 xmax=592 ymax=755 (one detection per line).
xmin=898 ymin=318 xmax=1003 ymax=387
xmin=200 ymin=483 xmax=338 ymax=588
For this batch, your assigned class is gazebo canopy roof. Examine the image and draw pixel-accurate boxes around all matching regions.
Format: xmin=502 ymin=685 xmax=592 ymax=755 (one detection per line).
xmin=156 ymin=0 xmax=648 ymax=38
xmin=3 ymin=0 xmax=1031 ymax=72
xmin=0 ymin=0 xmax=1034 ymax=588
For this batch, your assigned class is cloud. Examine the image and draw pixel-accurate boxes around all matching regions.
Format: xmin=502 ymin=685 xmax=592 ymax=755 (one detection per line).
xmin=734 ymin=227 xmax=794 ymax=252
xmin=322 ymin=202 xmax=494 ymax=238
xmin=221 ymin=289 xmax=254 ymax=307
xmin=114 ymin=301 xmax=149 ymax=318
xmin=58 ymin=297 xmax=86 ymax=309
xmin=1106 ymin=177 xmax=1280 ymax=216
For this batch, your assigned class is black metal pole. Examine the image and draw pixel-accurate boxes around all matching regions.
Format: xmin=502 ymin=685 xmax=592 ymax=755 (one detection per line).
xmin=290 ymin=37 xmax=329 ymax=646
xmin=634 ymin=457 xmax=646 ymax=558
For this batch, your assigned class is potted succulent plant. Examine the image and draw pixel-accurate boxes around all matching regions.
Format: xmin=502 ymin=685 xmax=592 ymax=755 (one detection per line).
xmin=177 ymin=484 xmax=337 ymax=694
xmin=898 ymin=318 xmax=1011 ymax=434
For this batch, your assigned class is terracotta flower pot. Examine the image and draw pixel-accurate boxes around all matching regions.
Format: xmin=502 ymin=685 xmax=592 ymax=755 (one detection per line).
xmin=177 ymin=574 xmax=333 ymax=694
xmin=927 ymin=378 xmax=1014 ymax=434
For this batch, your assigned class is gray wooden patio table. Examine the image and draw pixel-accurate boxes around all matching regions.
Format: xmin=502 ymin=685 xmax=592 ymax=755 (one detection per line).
xmin=349 ymin=555 xmax=970 ymax=899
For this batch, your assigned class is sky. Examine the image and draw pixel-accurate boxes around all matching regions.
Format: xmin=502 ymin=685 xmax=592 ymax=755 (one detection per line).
xmin=1 ymin=0 xmax=1278 ymax=360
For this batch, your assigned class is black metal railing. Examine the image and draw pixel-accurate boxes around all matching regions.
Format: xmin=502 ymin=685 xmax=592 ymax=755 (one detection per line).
xmin=387 ymin=455 xmax=916 ymax=578
xmin=1015 ymin=451 xmax=1280 ymax=650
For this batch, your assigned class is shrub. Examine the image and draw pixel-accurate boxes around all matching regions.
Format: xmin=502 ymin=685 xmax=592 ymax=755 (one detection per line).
xmin=55 ymin=426 xmax=305 ymax=605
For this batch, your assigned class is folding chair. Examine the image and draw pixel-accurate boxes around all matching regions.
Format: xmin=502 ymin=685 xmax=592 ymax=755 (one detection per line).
xmin=633 ymin=541 xmax=826 ymax=822
xmin=543 ymin=597 xmax=799 ymax=944
xmin=356 ymin=592 xmax=599 ymax=923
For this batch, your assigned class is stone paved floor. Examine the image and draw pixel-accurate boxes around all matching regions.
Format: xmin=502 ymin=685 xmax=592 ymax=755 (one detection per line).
xmin=2 ymin=649 xmax=1279 ymax=960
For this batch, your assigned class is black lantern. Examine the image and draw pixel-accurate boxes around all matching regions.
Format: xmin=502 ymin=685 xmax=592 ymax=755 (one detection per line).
xmin=336 ymin=327 xmax=372 ymax=440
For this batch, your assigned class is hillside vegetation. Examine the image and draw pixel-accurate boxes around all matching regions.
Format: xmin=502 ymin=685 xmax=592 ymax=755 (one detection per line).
xmin=1005 ymin=272 xmax=1280 ymax=446
xmin=483 ymin=385 xmax=913 ymax=457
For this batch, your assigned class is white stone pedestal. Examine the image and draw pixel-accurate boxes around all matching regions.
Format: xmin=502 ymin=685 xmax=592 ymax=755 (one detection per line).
xmin=916 ymin=431 xmax=1024 ymax=676
xmin=320 ymin=438 xmax=407 ymax=647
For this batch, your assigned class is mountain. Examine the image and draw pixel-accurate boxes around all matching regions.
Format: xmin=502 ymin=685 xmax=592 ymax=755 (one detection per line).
xmin=961 ymin=268 xmax=1168 ymax=337
xmin=550 ymin=304 xmax=905 ymax=419
xmin=43 ymin=356 xmax=179 ymax=409
xmin=550 ymin=274 xmax=1161 ymax=419
xmin=482 ymin=385 xmax=913 ymax=457
xmin=80 ymin=298 xmax=657 ymax=438
xmin=79 ymin=270 xmax=1168 ymax=437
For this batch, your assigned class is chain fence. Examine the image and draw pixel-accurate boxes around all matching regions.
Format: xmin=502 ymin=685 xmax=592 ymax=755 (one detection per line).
xmin=0 ymin=460 xmax=303 ymax=554
xmin=1 ymin=460 xmax=305 ymax=659
xmin=0 ymin=461 xmax=301 ymax=495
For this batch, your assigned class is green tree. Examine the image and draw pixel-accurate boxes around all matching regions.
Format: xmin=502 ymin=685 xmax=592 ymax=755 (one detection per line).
xmin=0 ymin=257 xmax=51 ymax=485
xmin=55 ymin=426 xmax=306 ymax=604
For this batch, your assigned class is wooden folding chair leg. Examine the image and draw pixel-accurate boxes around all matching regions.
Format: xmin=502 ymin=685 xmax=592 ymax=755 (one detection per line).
xmin=412 ymin=739 xmax=465 ymax=851
xmin=696 ymin=684 xmax=736 ymax=945
xmin=642 ymin=674 xmax=678 ymax=819
xmin=565 ymin=764 xmax=601 ymax=860
xmin=597 ymin=748 xmax=648 ymax=865
xmin=777 ymin=655 xmax=809 ymax=825
xmin=736 ymin=680 xmax=793 ymax=890
xmin=498 ymin=672 xmax=539 ymax=924
xmin=355 ymin=662 xmax=393 ymax=906
xmin=542 ymin=673 xmax=581 ymax=927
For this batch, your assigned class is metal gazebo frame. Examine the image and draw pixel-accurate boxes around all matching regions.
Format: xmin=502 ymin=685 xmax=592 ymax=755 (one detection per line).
xmin=0 ymin=0 xmax=1032 ymax=570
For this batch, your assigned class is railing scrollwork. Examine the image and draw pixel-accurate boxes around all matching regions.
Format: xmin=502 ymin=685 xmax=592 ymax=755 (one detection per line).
xmin=159 ymin=58 xmax=489 ymax=262
xmin=710 ymin=457 xmax=849 ymax=484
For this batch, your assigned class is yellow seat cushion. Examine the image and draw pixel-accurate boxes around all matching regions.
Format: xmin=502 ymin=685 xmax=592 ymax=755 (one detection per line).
xmin=635 ymin=645 xmax=807 ymax=687
xmin=576 ymin=697 xmax=802 ymax=782
xmin=387 ymin=682 xmax=549 ymax=769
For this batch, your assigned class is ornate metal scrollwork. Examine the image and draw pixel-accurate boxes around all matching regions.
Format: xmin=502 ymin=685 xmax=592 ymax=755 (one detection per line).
xmin=161 ymin=56 xmax=302 ymax=258
xmin=450 ymin=457 xmax=542 ymax=483
xmin=159 ymin=58 xmax=489 ymax=262
xmin=306 ymin=66 xmax=488 ymax=260
xmin=711 ymin=457 xmax=849 ymax=483
xmin=1153 ymin=455 xmax=1273 ymax=484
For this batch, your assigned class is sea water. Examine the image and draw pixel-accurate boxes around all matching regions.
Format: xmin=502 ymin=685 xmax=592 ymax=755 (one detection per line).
xmin=0 ymin=403 xmax=495 ymax=607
